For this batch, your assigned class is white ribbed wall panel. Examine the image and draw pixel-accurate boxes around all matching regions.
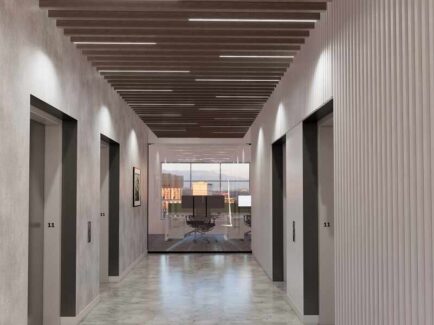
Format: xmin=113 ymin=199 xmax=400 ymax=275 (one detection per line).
xmin=250 ymin=0 xmax=434 ymax=324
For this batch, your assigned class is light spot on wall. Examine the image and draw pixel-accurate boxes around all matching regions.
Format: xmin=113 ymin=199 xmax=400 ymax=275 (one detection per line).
xmin=27 ymin=50 xmax=60 ymax=102
xmin=128 ymin=129 xmax=139 ymax=163
xmin=99 ymin=105 xmax=114 ymax=136
xmin=255 ymin=127 xmax=265 ymax=177
xmin=274 ymin=103 xmax=287 ymax=140
xmin=307 ymin=47 xmax=331 ymax=112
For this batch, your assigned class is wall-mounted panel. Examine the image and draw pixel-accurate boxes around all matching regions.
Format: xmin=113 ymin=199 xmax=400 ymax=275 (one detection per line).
xmin=250 ymin=0 xmax=434 ymax=323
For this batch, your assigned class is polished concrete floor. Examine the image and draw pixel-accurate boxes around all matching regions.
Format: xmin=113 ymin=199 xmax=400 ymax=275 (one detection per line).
xmin=80 ymin=254 xmax=302 ymax=325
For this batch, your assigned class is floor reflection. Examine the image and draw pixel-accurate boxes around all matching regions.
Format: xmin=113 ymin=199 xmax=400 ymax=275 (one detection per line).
xmin=81 ymin=254 xmax=302 ymax=325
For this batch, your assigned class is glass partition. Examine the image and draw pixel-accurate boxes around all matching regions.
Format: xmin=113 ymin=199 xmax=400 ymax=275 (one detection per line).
xmin=148 ymin=163 xmax=251 ymax=253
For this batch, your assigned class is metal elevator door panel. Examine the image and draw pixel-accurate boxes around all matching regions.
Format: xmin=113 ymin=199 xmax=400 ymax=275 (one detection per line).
xmin=28 ymin=120 xmax=45 ymax=325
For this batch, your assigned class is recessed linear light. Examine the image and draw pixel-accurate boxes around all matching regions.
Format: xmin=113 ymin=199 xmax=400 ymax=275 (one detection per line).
xmin=74 ymin=41 xmax=157 ymax=45
xmin=214 ymin=117 xmax=255 ymax=120
xmin=196 ymin=79 xmax=280 ymax=82
xmin=189 ymin=18 xmax=317 ymax=23
xmin=118 ymin=89 xmax=173 ymax=92
xmin=131 ymin=103 xmax=195 ymax=107
xmin=147 ymin=122 xmax=197 ymax=125
xmin=100 ymin=70 xmax=190 ymax=73
xmin=199 ymin=108 xmax=260 ymax=111
xmin=139 ymin=114 xmax=182 ymax=117
xmin=200 ymin=126 xmax=250 ymax=128
xmin=212 ymin=131 xmax=247 ymax=134
xmin=216 ymin=95 xmax=269 ymax=99
xmin=153 ymin=129 xmax=187 ymax=132
xmin=220 ymin=55 xmax=294 ymax=59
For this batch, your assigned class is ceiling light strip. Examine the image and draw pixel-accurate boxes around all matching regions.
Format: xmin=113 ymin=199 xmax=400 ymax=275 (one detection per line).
xmin=118 ymin=89 xmax=173 ymax=92
xmin=189 ymin=18 xmax=317 ymax=23
xmin=216 ymin=95 xmax=269 ymax=99
xmin=74 ymin=41 xmax=157 ymax=45
xmin=131 ymin=103 xmax=195 ymax=106
xmin=147 ymin=122 xmax=197 ymax=125
xmin=153 ymin=129 xmax=187 ymax=132
xmin=100 ymin=70 xmax=191 ymax=73
xmin=196 ymin=79 xmax=280 ymax=82
xmin=220 ymin=55 xmax=294 ymax=59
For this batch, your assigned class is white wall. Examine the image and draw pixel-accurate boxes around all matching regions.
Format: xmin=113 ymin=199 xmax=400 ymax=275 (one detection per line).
xmin=250 ymin=0 xmax=434 ymax=324
xmin=0 ymin=0 xmax=150 ymax=323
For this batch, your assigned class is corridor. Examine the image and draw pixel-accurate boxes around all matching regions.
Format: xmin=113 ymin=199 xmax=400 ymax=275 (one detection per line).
xmin=80 ymin=255 xmax=302 ymax=325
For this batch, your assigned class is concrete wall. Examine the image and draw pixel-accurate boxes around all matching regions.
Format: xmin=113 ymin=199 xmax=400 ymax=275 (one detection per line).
xmin=250 ymin=0 xmax=434 ymax=323
xmin=0 ymin=0 xmax=149 ymax=323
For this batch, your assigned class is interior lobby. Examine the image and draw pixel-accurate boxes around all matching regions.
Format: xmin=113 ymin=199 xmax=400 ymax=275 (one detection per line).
xmin=1 ymin=0 xmax=433 ymax=325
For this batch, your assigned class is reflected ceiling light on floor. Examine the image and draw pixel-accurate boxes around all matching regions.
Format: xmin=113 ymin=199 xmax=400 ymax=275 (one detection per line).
xmin=131 ymin=103 xmax=195 ymax=106
xmin=189 ymin=18 xmax=317 ymax=23
xmin=100 ymin=70 xmax=191 ymax=73
xmin=216 ymin=95 xmax=269 ymax=99
xmin=220 ymin=55 xmax=294 ymax=59
xmin=74 ymin=41 xmax=157 ymax=45
xmin=196 ymin=79 xmax=280 ymax=82
xmin=118 ymin=89 xmax=173 ymax=92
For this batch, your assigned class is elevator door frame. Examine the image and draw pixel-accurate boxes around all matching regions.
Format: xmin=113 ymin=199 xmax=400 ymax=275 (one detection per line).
xmin=29 ymin=106 xmax=63 ymax=325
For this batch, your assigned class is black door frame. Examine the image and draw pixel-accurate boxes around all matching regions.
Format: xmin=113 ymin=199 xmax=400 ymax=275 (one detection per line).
xmin=30 ymin=95 xmax=78 ymax=317
xmin=302 ymin=99 xmax=333 ymax=316
xmin=272 ymin=136 xmax=286 ymax=282
xmin=100 ymin=135 xmax=120 ymax=277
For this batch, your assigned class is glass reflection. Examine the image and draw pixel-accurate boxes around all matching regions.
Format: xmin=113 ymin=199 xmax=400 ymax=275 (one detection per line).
xmin=150 ymin=162 xmax=252 ymax=252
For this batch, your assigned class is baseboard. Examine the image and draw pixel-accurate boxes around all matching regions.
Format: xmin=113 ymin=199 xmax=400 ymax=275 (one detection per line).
xmin=60 ymin=295 xmax=100 ymax=325
xmin=108 ymin=253 xmax=144 ymax=283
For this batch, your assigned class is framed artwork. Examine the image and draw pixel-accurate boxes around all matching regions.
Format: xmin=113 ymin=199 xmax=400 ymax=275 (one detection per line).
xmin=133 ymin=167 xmax=141 ymax=207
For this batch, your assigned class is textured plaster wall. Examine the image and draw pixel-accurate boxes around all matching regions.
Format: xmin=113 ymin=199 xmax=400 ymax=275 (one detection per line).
xmin=0 ymin=0 xmax=149 ymax=323
xmin=250 ymin=0 xmax=434 ymax=323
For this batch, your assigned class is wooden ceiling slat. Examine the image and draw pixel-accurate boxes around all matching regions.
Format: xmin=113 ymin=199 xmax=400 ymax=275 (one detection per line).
xmin=40 ymin=0 xmax=328 ymax=137
xmin=48 ymin=10 xmax=321 ymax=20
xmin=70 ymin=36 xmax=306 ymax=44
xmin=57 ymin=20 xmax=316 ymax=30
xmin=41 ymin=1 xmax=327 ymax=12
xmin=63 ymin=28 xmax=309 ymax=37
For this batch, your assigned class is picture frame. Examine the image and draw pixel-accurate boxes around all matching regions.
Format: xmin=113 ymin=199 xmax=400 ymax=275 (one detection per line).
xmin=133 ymin=167 xmax=141 ymax=207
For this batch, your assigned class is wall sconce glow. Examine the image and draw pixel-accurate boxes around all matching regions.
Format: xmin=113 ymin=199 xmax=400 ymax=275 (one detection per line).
xmin=74 ymin=41 xmax=157 ymax=45
xmin=99 ymin=70 xmax=191 ymax=73
xmin=189 ymin=18 xmax=317 ymax=23
xmin=131 ymin=103 xmax=195 ymax=107
xmin=216 ymin=95 xmax=269 ymax=99
xmin=220 ymin=55 xmax=294 ymax=59
xmin=117 ymin=89 xmax=173 ymax=92
xmin=196 ymin=79 xmax=280 ymax=82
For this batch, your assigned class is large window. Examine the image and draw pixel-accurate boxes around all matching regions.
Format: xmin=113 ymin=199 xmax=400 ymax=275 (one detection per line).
xmin=153 ymin=162 xmax=252 ymax=253
xmin=161 ymin=163 xmax=250 ymax=211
